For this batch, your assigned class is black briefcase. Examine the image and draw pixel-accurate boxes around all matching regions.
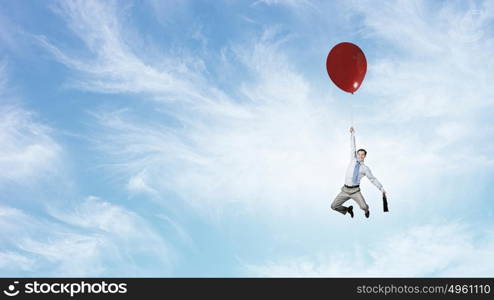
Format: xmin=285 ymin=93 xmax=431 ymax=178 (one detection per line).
xmin=383 ymin=193 xmax=389 ymax=212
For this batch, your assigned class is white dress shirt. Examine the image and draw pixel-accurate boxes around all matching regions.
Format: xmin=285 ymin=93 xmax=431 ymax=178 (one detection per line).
xmin=344 ymin=132 xmax=384 ymax=192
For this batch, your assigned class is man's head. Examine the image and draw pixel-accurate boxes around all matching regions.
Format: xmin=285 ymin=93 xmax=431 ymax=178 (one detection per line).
xmin=357 ymin=148 xmax=367 ymax=162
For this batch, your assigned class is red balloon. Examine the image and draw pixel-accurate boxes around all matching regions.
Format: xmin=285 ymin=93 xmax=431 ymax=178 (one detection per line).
xmin=326 ymin=42 xmax=367 ymax=94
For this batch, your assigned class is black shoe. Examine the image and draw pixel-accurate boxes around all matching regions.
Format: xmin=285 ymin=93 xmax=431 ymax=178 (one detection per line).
xmin=347 ymin=206 xmax=354 ymax=218
xmin=365 ymin=210 xmax=370 ymax=218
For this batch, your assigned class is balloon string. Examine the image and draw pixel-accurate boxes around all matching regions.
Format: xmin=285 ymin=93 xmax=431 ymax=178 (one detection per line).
xmin=350 ymin=97 xmax=354 ymax=127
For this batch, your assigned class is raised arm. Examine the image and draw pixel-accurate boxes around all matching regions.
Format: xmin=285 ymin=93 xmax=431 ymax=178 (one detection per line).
xmin=350 ymin=127 xmax=356 ymax=160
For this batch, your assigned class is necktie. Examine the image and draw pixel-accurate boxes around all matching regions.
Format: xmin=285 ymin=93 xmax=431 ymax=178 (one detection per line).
xmin=352 ymin=161 xmax=361 ymax=185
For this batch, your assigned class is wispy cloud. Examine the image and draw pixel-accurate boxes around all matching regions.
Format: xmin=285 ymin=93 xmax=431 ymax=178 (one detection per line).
xmin=85 ymin=37 xmax=345 ymax=220
xmin=349 ymin=0 xmax=494 ymax=142
xmin=0 ymin=56 xmax=175 ymax=276
xmin=0 ymin=196 xmax=174 ymax=276
xmin=22 ymin=0 xmax=494 ymax=276
xmin=244 ymin=222 xmax=494 ymax=277
xmin=0 ymin=105 xmax=62 ymax=183
xmin=37 ymin=1 xmax=347 ymax=220
xmin=252 ymin=0 xmax=315 ymax=9
xmin=38 ymin=0 xmax=217 ymax=104
xmin=0 ymin=251 xmax=35 ymax=273
xmin=0 ymin=62 xmax=63 ymax=185
xmin=38 ymin=0 xmax=494 ymax=222
xmin=334 ymin=1 xmax=494 ymax=216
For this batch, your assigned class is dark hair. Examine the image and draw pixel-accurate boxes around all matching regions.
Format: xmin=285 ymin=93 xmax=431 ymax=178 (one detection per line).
xmin=357 ymin=149 xmax=367 ymax=155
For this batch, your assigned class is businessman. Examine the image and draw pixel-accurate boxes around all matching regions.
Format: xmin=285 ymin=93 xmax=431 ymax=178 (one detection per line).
xmin=331 ymin=127 xmax=386 ymax=218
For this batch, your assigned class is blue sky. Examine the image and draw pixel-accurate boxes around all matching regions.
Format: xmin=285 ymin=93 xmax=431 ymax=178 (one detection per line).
xmin=1 ymin=0 xmax=494 ymax=277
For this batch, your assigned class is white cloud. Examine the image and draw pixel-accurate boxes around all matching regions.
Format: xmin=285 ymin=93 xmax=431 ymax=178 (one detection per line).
xmin=253 ymin=0 xmax=314 ymax=9
xmin=351 ymin=0 xmax=494 ymax=123
xmin=0 ymin=196 xmax=174 ymax=276
xmin=0 ymin=251 xmax=35 ymax=272
xmin=0 ymin=62 xmax=63 ymax=185
xmin=0 ymin=59 xmax=175 ymax=276
xmin=25 ymin=10 xmax=488 ymax=276
xmin=243 ymin=222 xmax=494 ymax=277
xmin=38 ymin=0 xmax=217 ymax=104
xmin=127 ymin=171 xmax=159 ymax=195
xmin=339 ymin=0 xmax=494 ymax=200
xmin=0 ymin=0 xmax=489 ymax=277
xmin=38 ymin=0 xmax=494 ymax=226
xmin=18 ymin=233 xmax=107 ymax=276
xmin=37 ymin=0 xmax=346 ymax=220
xmin=85 ymin=36 xmax=345 ymax=220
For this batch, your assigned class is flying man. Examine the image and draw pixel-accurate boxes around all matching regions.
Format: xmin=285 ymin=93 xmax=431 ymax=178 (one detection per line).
xmin=331 ymin=127 xmax=387 ymax=218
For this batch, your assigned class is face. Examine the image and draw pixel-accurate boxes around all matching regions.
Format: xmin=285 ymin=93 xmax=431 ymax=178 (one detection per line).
xmin=357 ymin=150 xmax=366 ymax=162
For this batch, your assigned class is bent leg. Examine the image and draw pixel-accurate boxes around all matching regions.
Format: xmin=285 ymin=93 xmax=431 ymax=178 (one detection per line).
xmin=351 ymin=191 xmax=369 ymax=212
xmin=331 ymin=191 xmax=351 ymax=215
